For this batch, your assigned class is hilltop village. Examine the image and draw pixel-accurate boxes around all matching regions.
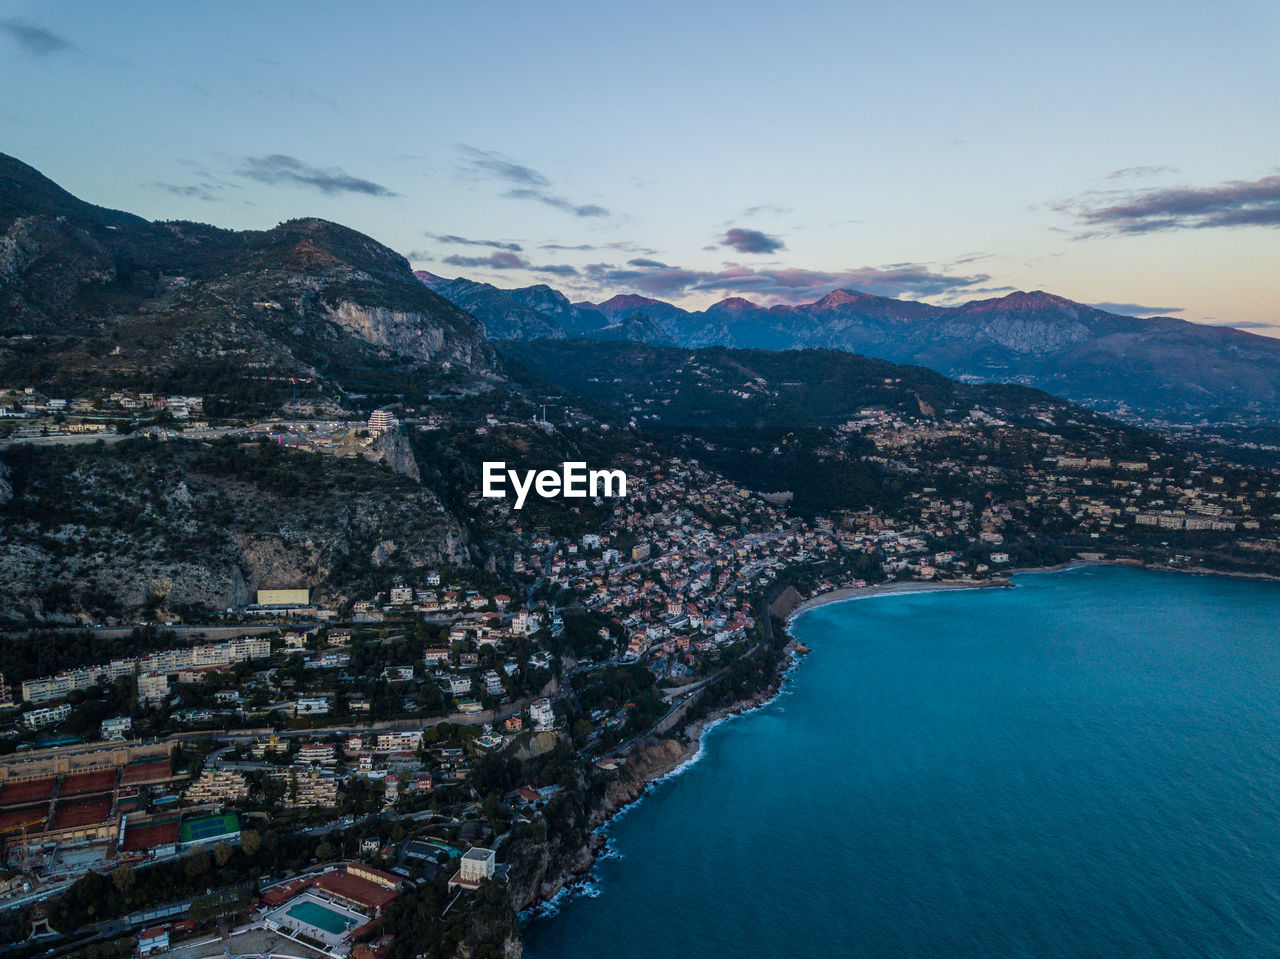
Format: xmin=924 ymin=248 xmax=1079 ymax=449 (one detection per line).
xmin=2 ymin=361 xmax=1280 ymax=959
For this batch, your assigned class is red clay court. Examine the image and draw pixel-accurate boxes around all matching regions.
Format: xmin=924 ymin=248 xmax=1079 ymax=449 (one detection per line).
xmin=314 ymin=870 xmax=399 ymax=912
xmin=60 ymin=769 xmax=118 ymax=796
xmin=0 ymin=809 xmax=48 ymax=834
xmin=121 ymin=759 xmax=171 ymax=785
xmin=0 ymin=778 xmax=57 ymax=806
xmin=120 ymin=817 xmax=180 ymax=852
xmin=50 ymin=797 xmax=113 ymax=831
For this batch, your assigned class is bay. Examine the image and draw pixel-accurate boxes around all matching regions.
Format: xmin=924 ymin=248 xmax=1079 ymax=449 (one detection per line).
xmin=524 ymin=566 xmax=1280 ymax=959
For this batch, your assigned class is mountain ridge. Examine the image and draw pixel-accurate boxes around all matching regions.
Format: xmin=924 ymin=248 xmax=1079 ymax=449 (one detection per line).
xmin=422 ymin=272 xmax=1280 ymax=423
xmin=0 ymin=154 xmax=496 ymax=398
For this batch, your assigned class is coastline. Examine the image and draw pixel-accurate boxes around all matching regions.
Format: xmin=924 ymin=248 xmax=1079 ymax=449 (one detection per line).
xmin=786 ymin=576 xmax=1009 ymax=622
xmin=521 ymin=559 xmax=1280 ymax=932
xmin=521 ymin=643 xmax=804 ymax=922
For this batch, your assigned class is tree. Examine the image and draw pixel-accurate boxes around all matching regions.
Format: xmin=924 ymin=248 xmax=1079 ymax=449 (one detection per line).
xmin=213 ymin=841 xmax=232 ymax=867
xmin=315 ymin=841 xmax=334 ymax=861
xmin=240 ymin=828 xmax=262 ymax=856
xmin=184 ymin=852 xmax=210 ymax=879
xmin=111 ymin=864 xmax=135 ymax=896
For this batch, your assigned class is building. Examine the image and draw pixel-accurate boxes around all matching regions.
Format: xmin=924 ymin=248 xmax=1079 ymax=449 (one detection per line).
xmin=295 ymin=696 xmax=331 ymax=716
xmin=137 ymin=927 xmax=170 ymax=955
xmin=23 ymin=704 xmax=71 ymax=729
xmin=22 ymin=636 xmax=271 ymax=704
xmin=297 ymin=742 xmax=337 ymax=766
xmin=530 ymin=698 xmax=555 ymax=730
xmin=184 ymin=769 xmax=248 ymax=804
xmin=256 ymin=588 xmax=310 ymax=607
xmin=449 ymin=847 xmax=496 ymax=891
xmin=100 ymin=716 xmax=132 ymax=741
xmin=368 ymin=409 xmax=396 ymax=433
xmin=444 ymin=675 xmax=472 ymax=696
xmin=375 ymin=730 xmax=422 ymax=753
xmin=286 ymin=768 xmax=338 ymax=808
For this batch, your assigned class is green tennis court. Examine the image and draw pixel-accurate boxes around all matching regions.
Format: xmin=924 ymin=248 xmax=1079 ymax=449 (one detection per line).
xmin=179 ymin=812 xmax=239 ymax=843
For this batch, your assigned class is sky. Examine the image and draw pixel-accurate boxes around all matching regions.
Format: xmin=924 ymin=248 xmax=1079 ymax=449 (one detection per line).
xmin=2 ymin=0 xmax=1279 ymax=332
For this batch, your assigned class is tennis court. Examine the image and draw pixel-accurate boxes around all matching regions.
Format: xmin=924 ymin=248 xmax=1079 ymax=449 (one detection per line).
xmin=179 ymin=812 xmax=239 ymax=844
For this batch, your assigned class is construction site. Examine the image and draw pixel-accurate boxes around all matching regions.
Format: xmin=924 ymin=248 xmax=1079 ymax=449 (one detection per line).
xmin=0 ymin=740 xmax=177 ymax=875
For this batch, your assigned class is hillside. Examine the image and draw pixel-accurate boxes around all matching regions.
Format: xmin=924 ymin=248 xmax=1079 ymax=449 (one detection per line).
xmin=0 ymin=437 xmax=469 ymax=624
xmin=499 ymin=339 xmax=1175 ymax=519
xmin=425 ymin=273 xmax=1280 ymax=424
xmin=0 ymin=154 xmax=496 ymax=401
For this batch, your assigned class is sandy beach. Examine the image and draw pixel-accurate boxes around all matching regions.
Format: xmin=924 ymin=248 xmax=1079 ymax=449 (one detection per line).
xmin=787 ymin=577 xmax=1010 ymax=621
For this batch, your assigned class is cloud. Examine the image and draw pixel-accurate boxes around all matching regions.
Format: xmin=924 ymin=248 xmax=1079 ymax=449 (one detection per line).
xmin=540 ymin=242 xmax=598 ymax=251
xmin=443 ymin=251 xmax=529 ymax=270
xmin=721 ymin=227 xmax=785 ymax=254
xmin=1058 ymin=174 xmax=1280 ymax=236
xmin=239 ymin=155 xmax=396 ymax=196
xmin=1221 ymin=320 xmax=1277 ymax=330
xmin=627 ymin=258 xmax=672 ymax=269
xmin=505 ymin=188 xmax=609 ymax=218
xmin=154 ymin=182 xmax=227 ymax=202
xmin=0 ymin=19 xmax=72 ymax=55
xmin=741 ymin=204 xmax=792 ymax=218
xmin=457 ymin=144 xmax=609 ymax=218
xmin=427 ymin=232 xmax=522 ymax=252
xmin=1089 ymin=301 xmax=1183 ymax=317
xmin=439 ymin=251 xmax=577 ymax=276
xmin=456 ymin=145 xmax=549 ymax=187
xmin=1106 ymin=166 xmax=1176 ymax=180
xmin=580 ymin=260 xmax=988 ymax=303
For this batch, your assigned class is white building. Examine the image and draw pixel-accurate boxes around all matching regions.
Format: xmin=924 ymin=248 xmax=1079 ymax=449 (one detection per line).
xmin=444 ymin=675 xmax=472 ymax=696
xmin=449 ymin=846 xmax=497 ymax=891
xmin=530 ymin=698 xmax=555 ymax=730
xmin=101 ymin=716 xmax=132 ymax=740
xmin=23 ymin=703 xmax=71 ymax=729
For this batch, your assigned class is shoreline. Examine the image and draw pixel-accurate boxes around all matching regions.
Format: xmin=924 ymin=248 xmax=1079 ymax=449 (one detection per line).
xmin=521 ymin=643 xmax=804 ymax=923
xmin=786 ymin=576 xmax=1011 ymax=621
xmin=521 ymin=558 xmax=1280 ymax=929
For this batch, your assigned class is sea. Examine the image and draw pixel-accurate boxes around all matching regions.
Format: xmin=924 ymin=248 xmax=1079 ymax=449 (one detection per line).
xmin=523 ymin=566 xmax=1280 ymax=959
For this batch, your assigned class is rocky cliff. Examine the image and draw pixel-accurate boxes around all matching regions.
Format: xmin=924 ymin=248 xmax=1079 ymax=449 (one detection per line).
xmin=0 ymin=438 xmax=469 ymax=623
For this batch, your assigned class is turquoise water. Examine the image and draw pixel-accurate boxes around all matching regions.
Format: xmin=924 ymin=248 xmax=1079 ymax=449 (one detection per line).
xmin=287 ymin=898 xmax=355 ymax=935
xmin=524 ymin=567 xmax=1280 ymax=959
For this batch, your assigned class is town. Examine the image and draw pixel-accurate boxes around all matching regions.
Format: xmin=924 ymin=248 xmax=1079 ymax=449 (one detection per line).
xmin=2 ymin=358 xmax=1279 ymax=959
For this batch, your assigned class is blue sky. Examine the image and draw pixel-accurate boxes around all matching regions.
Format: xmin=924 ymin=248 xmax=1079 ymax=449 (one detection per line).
xmin=3 ymin=0 xmax=1279 ymax=331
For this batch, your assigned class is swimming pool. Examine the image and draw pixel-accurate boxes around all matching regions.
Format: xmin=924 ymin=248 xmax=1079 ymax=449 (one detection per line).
xmin=286 ymin=898 xmax=356 ymax=936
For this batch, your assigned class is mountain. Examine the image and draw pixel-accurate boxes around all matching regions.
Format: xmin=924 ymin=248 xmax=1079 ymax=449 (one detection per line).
xmin=423 ymin=273 xmax=1280 ymax=423
xmin=416 ymin=272 xmax=609 ymax=339
xmin=0 ymin=154 xmax=495 ymax=396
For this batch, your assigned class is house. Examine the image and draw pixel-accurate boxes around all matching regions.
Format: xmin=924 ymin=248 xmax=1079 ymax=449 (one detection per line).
xmin=137 ymin=926 xmax=170 ymax=955
xmin=449 ymin=847 xmax=496 ymax=891
xmin=530 ymin=698 xmax=555 ymax=730
xmin=444 ymin=675 xmax=471 ymax=696
xmin=101 ymin=716 xmax=132 ymax=740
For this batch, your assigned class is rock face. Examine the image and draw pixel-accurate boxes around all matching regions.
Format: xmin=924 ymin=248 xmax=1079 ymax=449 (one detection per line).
xmin=0 ymin=439 xmax=468 ymax=624
xmin=0 ymin=154 xmax=496 ymax=389
xmin=426 ymin=272 xmax=1280 ymax=423
xmin=365 ymin=427 xmax=422 ymax=481
xmin=599 ymin=738 xmax=691 ymax=819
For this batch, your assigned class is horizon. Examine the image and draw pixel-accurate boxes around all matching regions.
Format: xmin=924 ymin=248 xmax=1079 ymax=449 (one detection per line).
xmin=2 ymin=0 xmax=1277 ymax=335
